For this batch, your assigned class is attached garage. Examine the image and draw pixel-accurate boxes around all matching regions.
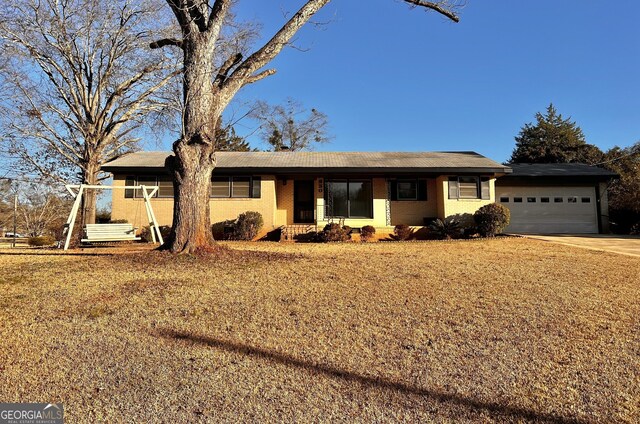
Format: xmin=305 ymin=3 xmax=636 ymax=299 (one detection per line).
xmin=496 ymin=185 xmax=598 ymax=233
xmin=495 ymin=164 xmax=617 ymax=234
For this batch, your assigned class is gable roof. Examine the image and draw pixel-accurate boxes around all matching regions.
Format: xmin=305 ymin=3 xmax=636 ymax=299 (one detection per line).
xmin=102 ymin=151 xmax=512 ymax=174
xmin=505 ymin=163 xmax=618 ymax=178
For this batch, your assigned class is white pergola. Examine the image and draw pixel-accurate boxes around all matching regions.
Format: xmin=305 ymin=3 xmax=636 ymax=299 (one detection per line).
xmin=63 ymin=184 xmax=163 ymax=250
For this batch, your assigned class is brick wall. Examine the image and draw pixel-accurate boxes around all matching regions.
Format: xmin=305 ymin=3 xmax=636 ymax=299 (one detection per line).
xmin=316 ymin=177 xmax=388 ymax=228
xmin=111 ymin=175 xmax=278 ymax=232
xmin=275 ymin=178 xmax=294 ymax=225
xmin=111 ymin=174 xmax=498 ymax=233
xmin=389 ymin=179 xmax=438 ymax=225
xmin=435 ymin=175 xmax=496 ymax=224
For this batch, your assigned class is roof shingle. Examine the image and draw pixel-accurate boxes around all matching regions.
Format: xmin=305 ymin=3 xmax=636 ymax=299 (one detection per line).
xmin=102 ymin=151 xmax=511 ymax=173
xmin=505 ymin=163 xmax=618 ymax=177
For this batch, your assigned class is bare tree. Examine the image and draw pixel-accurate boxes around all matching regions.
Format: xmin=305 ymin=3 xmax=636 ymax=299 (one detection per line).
xmin=0 ymin=0 xmax=179 ymax=226
xmin=252 ymin=98 xmax=330 ymax=151
xmin=0 ymin=180 xmax=13 ymax=233
xmin=152 ymin=0 xmax=462 ymax=253
xmin=17 ymin=184 xmax=72 ymax=237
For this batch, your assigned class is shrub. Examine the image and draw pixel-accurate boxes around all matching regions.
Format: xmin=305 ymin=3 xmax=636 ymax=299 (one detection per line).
xmin=474 ymin=203 xmax=511 ymax=237
xmin=428 ymin=218 xmax=462 ymax=240
xmin=28 ymin=235 xmax=56 ymax=246
xmin=231 ymin=211 xmax=264 ymax=241
xmin=320 ymin=223 xmax=351 ymax=242
xmin=360 ymin=225 xmax=376 ymax=242
xmin=96 ymin=210 xmax=111 ymax=223
xmin=392 ymin=224 xmax=414 ymax=241
xmin=140 ymin=225 xmax=172 ymax=242
xmin=211 ymin=220 xmax=235 ymax=240
xmin=109 ymin=219 xmax=128 ymax=224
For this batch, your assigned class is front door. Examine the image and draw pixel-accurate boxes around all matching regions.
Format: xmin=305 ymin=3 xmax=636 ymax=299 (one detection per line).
xmin=294 ymin=180 xmax=315 ymax=223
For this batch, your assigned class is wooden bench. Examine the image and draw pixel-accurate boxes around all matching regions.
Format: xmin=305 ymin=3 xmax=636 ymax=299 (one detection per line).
xmin=82 ymin=224 xmax=140 ymax=243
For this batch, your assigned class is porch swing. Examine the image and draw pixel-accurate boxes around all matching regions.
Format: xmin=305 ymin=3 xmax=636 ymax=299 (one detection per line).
xmin=61 ymin=184 xmax=164 ymax=251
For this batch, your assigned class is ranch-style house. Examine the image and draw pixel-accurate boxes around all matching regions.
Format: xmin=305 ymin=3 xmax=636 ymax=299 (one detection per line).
xmin=102 ymin=151 xmax=617 ymax=236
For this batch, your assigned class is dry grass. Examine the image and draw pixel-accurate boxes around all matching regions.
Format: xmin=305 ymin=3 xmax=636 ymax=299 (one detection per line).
xmin=0 ymin=239 xmax=638 ymax=423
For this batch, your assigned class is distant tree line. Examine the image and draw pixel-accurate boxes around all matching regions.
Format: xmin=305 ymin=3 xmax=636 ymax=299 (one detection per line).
xmin=0 ymin=180 xmax=71 ymax=238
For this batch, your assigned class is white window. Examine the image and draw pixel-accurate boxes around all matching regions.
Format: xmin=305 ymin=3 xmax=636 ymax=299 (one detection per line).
xmin=458 ymin=176 xmax=479 ymax=199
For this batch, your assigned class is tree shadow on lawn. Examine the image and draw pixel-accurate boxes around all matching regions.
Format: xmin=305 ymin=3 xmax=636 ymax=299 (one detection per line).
xmin=156 ymin=329 xmax=587 ymax=424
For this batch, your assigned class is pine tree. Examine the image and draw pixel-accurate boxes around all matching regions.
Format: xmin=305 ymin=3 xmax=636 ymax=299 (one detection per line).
xmin=215 ymin=125 xmax=253 ymax=152
xmin=509 ymin=104 xmax=603 ymax=164
xmin=601 ymin=142 xmax=640 ymax=232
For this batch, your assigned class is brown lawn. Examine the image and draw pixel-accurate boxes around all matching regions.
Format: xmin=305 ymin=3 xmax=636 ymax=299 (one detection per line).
xmin=0 ymin=238 xmax=638 ymax=423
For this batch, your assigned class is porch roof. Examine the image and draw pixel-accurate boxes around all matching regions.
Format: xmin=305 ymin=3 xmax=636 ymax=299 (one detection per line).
xmin=102 ymin=151 xmax=512 ymax=175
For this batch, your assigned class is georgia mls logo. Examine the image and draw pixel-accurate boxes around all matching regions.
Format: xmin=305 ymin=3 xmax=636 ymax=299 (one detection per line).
xmin=0 ymin=403 xmax=64 ymax=424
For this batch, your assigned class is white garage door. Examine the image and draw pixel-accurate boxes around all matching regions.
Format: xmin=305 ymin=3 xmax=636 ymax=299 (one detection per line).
xmin=495 ymin=186 xmax=598 ymax=234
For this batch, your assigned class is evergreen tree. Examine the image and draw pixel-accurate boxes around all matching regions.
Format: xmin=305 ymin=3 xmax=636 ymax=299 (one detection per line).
xmin=509 ymin=104 xmax=603 ymax=164
xmin=601 ymin=142 xmax=640 ymax=232
xmin=215 ymin=125 xmax=253 ymax=152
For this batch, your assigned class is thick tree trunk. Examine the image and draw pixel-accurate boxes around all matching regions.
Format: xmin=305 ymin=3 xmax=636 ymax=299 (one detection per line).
xmin=168 ymin=150 xmax=216 ymax=252
xmin=166 ymin=35 xmax=220 ymax=253
xmin=81 ymin=162 xmax=99 ymax=226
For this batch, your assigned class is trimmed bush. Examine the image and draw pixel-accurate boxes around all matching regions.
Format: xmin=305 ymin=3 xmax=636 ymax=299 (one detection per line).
xmin=96 ymin=210 xmax=111 ymax=223
xmin=428 ymin=218 xmax=462 ymax=240
xmin=474 ymin=203 xmax=511 ymax=237
xmin=140 ymin=225 xmax=172 ymax=242
xmin=211 ymin=220 xmax=235 ymax=240
xmin=360 ymin=225 xmax=376 ymax=242
xmin=109 ymin=219 xmax=128 ymax=224
xmin=392 ymin=224 xmax=414 ymax=241
xmin=231 ymin=211 xmax=264 ymax=241
xmin=320 ymin=223 xmax=351 ymax=242
xmin=28 ymin=235 xmax=56 ymax=246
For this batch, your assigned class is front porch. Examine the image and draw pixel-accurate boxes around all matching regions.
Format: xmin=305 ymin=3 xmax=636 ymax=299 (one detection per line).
xmin=274 ymin=175 xmax=493 ymax=230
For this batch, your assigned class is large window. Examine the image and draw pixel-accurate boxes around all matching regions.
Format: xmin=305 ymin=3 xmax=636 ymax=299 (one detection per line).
xmin=211 ymin=177 xmax=231 ymax=197
xmin=124 ymin=176 xmax=159 ymax=199
xmin=231 ymin=176 xmax=251 ymax=198
xmin=158 ymin=177 xmax=174 ymax=198
xmin=124 ymin=175 xmax=260 ymax=199
xmin=325 ymin=180 xmax=373 ymax=218
xmin=210 ymin=176 xmax=261 ymax=198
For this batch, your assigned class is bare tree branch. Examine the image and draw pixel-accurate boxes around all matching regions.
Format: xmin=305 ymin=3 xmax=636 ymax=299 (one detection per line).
xmin=243 ymin=69 xmax=277 ymax=86
xmin=0 ymin=0 xmax=180 ymax=224
xmin=213 ymin=52 xmax=242 ymax=86
xmin=150 ymin=38 xmax=184 ymax=49
xmin=404 ymin=0 xmax=461 ymax=22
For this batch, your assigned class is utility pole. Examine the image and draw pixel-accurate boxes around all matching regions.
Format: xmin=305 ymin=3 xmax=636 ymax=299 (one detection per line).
xmin=12 ymin=192 xmax=17 ymax=248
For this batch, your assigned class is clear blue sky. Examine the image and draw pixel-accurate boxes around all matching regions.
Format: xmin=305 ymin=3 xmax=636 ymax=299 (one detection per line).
xmin=167 ymin=0 xmax=640 ymax=163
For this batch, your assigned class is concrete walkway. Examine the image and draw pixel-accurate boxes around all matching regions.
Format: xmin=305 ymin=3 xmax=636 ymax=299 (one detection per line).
xmin=523 ymin=234 xmax=640 ymax=257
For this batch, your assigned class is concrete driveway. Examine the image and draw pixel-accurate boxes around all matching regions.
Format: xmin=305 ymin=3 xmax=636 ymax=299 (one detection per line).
xmin=523 ymin=234 xmax=640 ymax=257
